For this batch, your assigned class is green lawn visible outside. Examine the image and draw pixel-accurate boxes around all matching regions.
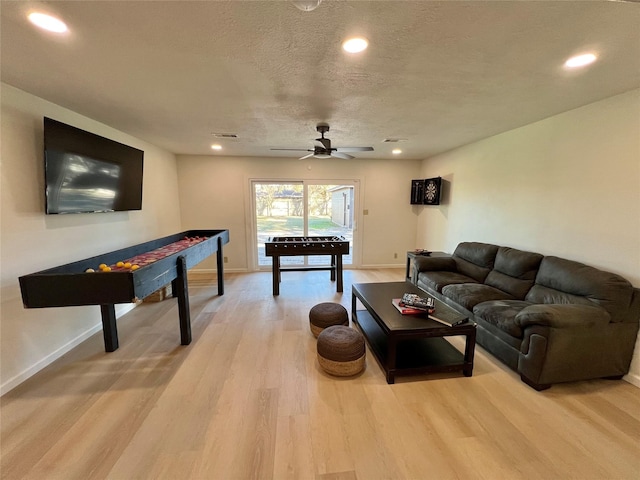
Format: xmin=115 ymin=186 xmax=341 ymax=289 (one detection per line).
xmin=256 ymin=215 xmax=353 ymax=266
xmin=257 ymin=215 xmax=350 ymax=239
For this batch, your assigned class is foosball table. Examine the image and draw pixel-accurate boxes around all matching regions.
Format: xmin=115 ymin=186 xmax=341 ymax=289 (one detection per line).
xmin=264 ymin=236 xmax=350 ymax=295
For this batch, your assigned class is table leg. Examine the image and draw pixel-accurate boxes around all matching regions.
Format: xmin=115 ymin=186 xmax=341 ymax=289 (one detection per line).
xmin=406 ymin=255 xmax=411 ymax=281
xmin=351 ymin=292 xmax=357 ymax=323
xmin=386 ymin=335 xmax=397 ymax=384
xmin=100 ymin=304 xmax=119 ymax=352
xmin=272 ymin=255 xmax=280 ymax=296
xmin=463 ymin=328 xmax=477 ymax=377
xmin=336 ymin=254 xmax=343 ymax=292
xmin=216 ymin=236 xmax=225 ymax=296
xmin=330 ymin=254 xmax=336 ymax=281
xmin=176 ymin=255 xmax=192 ymax=345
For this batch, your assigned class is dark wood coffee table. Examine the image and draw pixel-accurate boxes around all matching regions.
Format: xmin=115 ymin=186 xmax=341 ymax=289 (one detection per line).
xmin=351 ymin=281 xmax=476 ymax=384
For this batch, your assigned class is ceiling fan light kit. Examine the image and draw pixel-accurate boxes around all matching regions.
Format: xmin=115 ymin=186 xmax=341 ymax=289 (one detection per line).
xmin=271 ymin=123 xmax=374 ymax=160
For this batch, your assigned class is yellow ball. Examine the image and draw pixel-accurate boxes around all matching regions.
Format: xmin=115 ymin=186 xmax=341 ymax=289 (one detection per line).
xmin=116 ymin=261 xmax=125 ymax=267
xmin=101 ymin=266 xmax=112 ymax=272
xmin=98 ymin=263 xmax=107 ymax=269
xmin=124 ymin=262 xmax=132 ymax=269
xmin=130 ymin=264 xmax=140 ymax=270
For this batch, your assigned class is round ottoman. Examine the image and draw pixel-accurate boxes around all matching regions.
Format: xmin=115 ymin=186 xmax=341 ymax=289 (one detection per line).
xmin=309 ymin=302 xmax=349 ymax=338
xmin=317 ymin=325 xmax=366 ymax=377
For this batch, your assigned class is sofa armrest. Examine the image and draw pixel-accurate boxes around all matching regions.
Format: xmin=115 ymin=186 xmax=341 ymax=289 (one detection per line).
xmin=414 ymin=256 xmax=456 ymax=273
xmin=515 ymin=304 xmax=611 ymax=329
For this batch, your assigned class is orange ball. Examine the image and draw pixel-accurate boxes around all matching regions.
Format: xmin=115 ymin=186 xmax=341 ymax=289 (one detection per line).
xmin=124 ymin=262 xmax=132 ymax=269
xmin=101 ymin=266 xmax=112 ymax=272
xmin=98 ymin=263 xmax=107 ymax=269
xmin=116 ymin=261 xmax=125 ymax=267
xmin=130 ymin=264 xmax=139 ymax=270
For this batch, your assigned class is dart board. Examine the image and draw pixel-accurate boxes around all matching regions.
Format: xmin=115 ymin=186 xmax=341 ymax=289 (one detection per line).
xmin=424 ymin=177 xmax=442 ymax=205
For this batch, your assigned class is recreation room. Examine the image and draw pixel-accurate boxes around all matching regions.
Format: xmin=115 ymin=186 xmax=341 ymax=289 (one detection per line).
xmin=1 ymin=2 xmax=639 ymax=479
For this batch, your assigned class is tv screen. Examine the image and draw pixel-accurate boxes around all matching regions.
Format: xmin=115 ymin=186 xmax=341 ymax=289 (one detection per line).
xmin=44 ymin=117 xmax=144 ymax=214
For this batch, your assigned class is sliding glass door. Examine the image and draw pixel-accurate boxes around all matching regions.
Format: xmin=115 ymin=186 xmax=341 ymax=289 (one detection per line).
xmin=253 ymin=180 xmax=356 ymax=269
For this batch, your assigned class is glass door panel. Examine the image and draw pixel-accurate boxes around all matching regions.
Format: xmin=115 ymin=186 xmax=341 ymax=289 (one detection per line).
xmin=253 ymin=181 xmax=355 ymax=269
xmin=255 ymin=182 xmax=303 ymax=267
xmin=307 ymin=184 xmax=353 ymax=265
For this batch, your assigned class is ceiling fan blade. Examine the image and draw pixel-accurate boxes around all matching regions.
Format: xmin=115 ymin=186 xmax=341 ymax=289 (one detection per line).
xmin=315 ymin=137 xmax=331 ymax=150
xmin=335 ymin=146 xmax=374 ymax=152
xmin=299 ymin=153 xmax=315 ymax=160
xmin=271 ymin=148 xmax=311 ymax=151
xmin=331 ymin=152 xmax=354 ymax=160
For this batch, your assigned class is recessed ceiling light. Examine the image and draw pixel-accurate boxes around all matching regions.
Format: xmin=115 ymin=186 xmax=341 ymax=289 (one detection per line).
xmin=342 ymin=37 xmax=368 ymax=54
xmin=564 ymin=53 xmax=597 ymax=69
xmin=28 ymin=12 xmax=68 ymax=33
xmin=392 ymin=149 xmax=402 ymax=155
xmin=292 ymin=0 xmax=322 ymax=11
xmin=211 ymin=144 xmax=222 ymax=151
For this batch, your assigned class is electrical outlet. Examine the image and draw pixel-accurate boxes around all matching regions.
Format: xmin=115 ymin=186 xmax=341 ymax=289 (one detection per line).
xmin=224 ymin=256 xmax=228 ymax=263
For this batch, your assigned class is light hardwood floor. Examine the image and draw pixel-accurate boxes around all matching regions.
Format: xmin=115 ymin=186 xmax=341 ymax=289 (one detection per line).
xmin=2 ymin=269 xmax=639 ymax=480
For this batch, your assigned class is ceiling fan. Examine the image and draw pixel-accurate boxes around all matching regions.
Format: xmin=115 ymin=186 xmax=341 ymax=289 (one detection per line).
xmin=271 ymin=123 xmax=374 ymax=159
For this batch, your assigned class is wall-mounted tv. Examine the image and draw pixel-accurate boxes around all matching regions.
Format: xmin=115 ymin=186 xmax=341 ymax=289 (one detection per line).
xmin=44 ymin=117 xmax=144 ymax=214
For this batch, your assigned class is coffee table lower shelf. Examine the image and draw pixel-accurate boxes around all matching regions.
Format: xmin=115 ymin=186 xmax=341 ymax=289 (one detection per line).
xmin=354 ymin=309 xmax=473 ymax=384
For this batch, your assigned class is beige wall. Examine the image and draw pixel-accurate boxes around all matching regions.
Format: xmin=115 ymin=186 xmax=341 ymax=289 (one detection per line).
xmin=175 ymin=155 xmax=421 ymax=271
xmin=417 ymin=88 xmax=640 ymax=386
xmin=0 ymin=84 xmax=182 ymax=394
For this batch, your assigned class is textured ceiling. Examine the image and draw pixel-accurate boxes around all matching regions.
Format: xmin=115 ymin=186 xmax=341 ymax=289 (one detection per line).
xmin=1 ymin=1 xmax=639 ymax=160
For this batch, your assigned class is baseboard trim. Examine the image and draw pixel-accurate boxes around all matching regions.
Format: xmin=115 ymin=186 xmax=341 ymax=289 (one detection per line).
xmin=0 ymin=303 xmax=137 ymax=396
xmin=0 ymin=324 xmax=102 ymax=396
xmin=623 ymin=372 xmax=640 ymax=389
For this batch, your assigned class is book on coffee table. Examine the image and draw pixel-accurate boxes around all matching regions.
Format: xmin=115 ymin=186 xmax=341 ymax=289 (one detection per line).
xmin=392 ymin=298 xmax=433 ymax=315
xmin=401 ymin=292 xmax=435 ymax=310
xmin=429 ymin=310 xmax=469 ymax=327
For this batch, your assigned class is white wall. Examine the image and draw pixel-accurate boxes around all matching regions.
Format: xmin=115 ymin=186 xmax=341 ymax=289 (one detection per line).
xmin=417 ymin=88 xmax=640 ymax=386
xmin=175 ymin=155 xmax=421 ymax=271
xmin=0 ymin=84 xmax=183 ymax=394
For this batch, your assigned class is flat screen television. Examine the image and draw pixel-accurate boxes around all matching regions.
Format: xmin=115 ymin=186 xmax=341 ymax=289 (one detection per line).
xmin=43 ymin=117 xmax=144 ymax=214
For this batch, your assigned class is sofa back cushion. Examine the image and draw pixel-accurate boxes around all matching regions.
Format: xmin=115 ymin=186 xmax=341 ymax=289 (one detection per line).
xmin=484 ymin=247 xmax=543 ymax=299
xmin=526 ymin=256 xmax=634 ymax=323
xmin=452 ymin=242 xmax=499 ymax=283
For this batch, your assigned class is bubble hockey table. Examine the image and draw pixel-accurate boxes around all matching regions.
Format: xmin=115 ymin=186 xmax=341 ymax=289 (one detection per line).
xmin=265 ymin=236 xmax=350 ymax=295
xmin=19 ymin=229 xmax=229 ymax=352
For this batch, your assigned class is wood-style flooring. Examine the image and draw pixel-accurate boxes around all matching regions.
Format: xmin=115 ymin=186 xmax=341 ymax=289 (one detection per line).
xmin=1 ymin=268 xmax=639 ymax=479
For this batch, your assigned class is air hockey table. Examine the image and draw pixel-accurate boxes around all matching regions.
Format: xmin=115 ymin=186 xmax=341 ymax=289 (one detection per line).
xmin=264 ymin=235 xmax=350 ymax=295
xmin=19 ymin=229 xmax=229 ymax=352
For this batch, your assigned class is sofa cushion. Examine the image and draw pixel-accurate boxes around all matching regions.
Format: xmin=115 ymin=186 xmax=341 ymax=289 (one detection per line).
xmin=442 ymin=283 xmax=515 ymax=311
xmin=418 ymin=271 xmax=478 ymax=293
xmin=514 ymin=304 xmax=610 ymax=329
xmin=484 ymin=247 xmax=543 ymax=299
xmin=473 ymin=300 xmax=533 ymax=338
xmin=413 ymin=256 xmax=456 ymax=272
xmin=527 ymin=256 xmax=634 ymax=323
xmin=452 ymin=242 xmax=499 ymax=283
